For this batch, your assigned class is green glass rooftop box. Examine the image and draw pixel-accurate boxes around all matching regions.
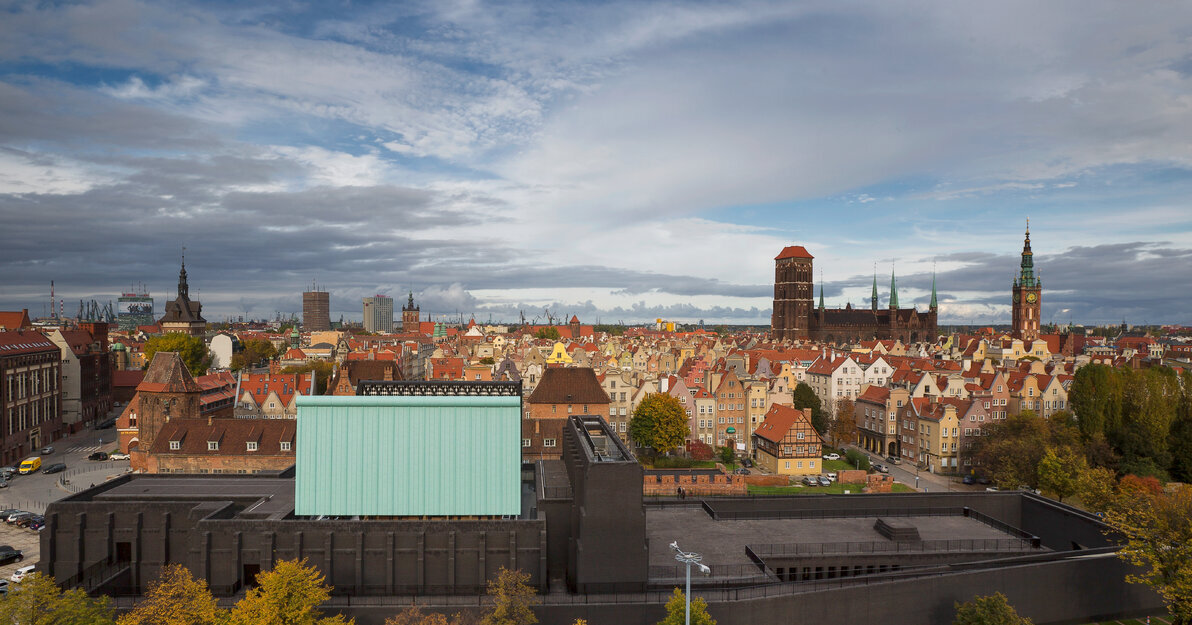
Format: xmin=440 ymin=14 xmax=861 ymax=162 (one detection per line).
xmin=295 ymin=394 xmax=522 ymax=517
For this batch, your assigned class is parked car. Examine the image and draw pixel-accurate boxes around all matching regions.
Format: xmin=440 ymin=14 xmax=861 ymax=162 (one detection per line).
xmin=887 ymin=455 xmax=901 ymax=465
xmin=802 ymin=476 xmax=818 ymax=486
xmin=825 ymin=472 xmax=837 ymax=482
xmin=822 ymin=453 xmax=841 ymax=461
xmin=0 ymin=548 xmax=22 ymax=566
xmin=0 ymin=467 xmax=16 ymax=478
xmin=16 ymin=515 xmax=42 ymax=529
xmin=38 ymin=446 xmax=54 ymax=456
xmin=817 ymin=475 xmax=831 ymax=487
xmin=733 ymin=467 xmax=751 ymax=475
xmin=0 ymin=579 xmax=8 ymax=595
xmin=985 ymin=486 xmax=1000 ymax=492
xmin=27 ymin=518 xmax=45 ymax=532
xmin=873 ymin=463 xmax=889 ymax=474
xmin=88 ymin=452 xmax=109 ymax=461
xmin=5 ymin=512 xmax=33 ymax=525
xmin=109 ymin=452 xmax=130 ymax=461
xmin=962 ymin=475 xmax=976 ymax=485
xmin=0 ymin=510 xmax=19 ymax=521
xmin=0 ymin=479 xmax=9 ymax=489
xmin=741 ymin=458 xmax=753 ymax=468
xmin=43 ymin=463 xmax=66 ymax=474
xmin=10 ymin=565 xmax=34 ymax=583
xmin=976 ymin=476 xmax=992 ymax=485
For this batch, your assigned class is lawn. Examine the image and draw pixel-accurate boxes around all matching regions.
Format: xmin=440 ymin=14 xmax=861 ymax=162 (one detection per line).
xmin=747 ymin=482 xmax=914 ymax=495
xmin=822 ymin=459 xmax=855 ymax=472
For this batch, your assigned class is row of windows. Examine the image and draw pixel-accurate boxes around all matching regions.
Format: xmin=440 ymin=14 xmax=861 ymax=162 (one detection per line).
xmin=168 ymin=440 xmax=291 ymax=452
xmin=522 ymin=438 xmax=557 ymax=447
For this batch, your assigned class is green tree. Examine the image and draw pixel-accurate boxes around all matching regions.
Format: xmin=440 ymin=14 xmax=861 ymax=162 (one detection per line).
xmin=232 ymin=338 xmax=278 ymax=371
xmin=281 ymin=361 xmax=336 ymax=395
xmin=533 ymin=327 xmax=560 ymax=341
xmin=1102 ymin=481 xmax=1192 ymax=623
xmin=1036 ymin=446 xmax=1085 ymax=502
xmin=1076 ymin=466 xmax=1119 ymax=515
xmin=117 ymin=563 xmax=221 ymax=625
xmin=717 ymin=446 xmax=735 ymax=465
xmin=226 ymin=559 xmax=351 ymax=625
xmin=792 ymin=382 xmax=825 ymax=434
xmin=1115 ymin=368 xmax=1180 ymax=476
xmin=0 ymin=572 xmax=115 ymax=625
xmin=657 ymin=588 xmax=716 ymax=625
xmin=480 ymin=567 xmax=538 ymax=625
xmin=629 ymin=393 xmax=690 ymax=457
xmin=1070 ymin=363 xmax=1123 ymax=442
xmin=952 ymin=592 xmax=1033 ymax=625
xmin=143 ymin=333 xmax=214 ymax=376
xmin=1170 ymin=370 xmax=1192 ymax=482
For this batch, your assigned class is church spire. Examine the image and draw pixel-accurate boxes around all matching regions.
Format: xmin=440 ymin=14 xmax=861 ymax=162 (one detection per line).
xmin=819 ymin=271 xmax=825 ymax=310
xmin=178 ymin=248 xmax=189 ymax=300
xmin=871 ymin=265 xmax=879 ymax=312
xmin=1018 ymin=218 xmax=1036 ymax=288
xmin=889 ymin=265 xmax=899 ymax=309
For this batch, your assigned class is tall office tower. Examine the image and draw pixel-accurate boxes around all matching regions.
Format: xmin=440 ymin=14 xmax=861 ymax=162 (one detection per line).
xmin=303 ymin=289 xmax=331 ymax=332
xmin=362 ymin=295 xmax=394 ymax=333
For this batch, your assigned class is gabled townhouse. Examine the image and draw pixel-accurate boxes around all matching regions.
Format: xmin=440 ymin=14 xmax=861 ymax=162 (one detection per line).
xmin=713 ymin=369 xmax=748 ymax=451
xmin=854 ymin=385 xmax=910 ymax=458
xmin=234 ymin=372 xmax=314 ymax=418
xmin=752 ymin=404 xmax=824 ymax=476
xmin=691 ymin=387 xmax=716 ymax=445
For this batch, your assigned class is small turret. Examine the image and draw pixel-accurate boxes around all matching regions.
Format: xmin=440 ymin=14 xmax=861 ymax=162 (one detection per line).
xmin=871 ymin=266 xmax=879 ymax=312
xmin=930 ymin=271 xmax=938 ymax=311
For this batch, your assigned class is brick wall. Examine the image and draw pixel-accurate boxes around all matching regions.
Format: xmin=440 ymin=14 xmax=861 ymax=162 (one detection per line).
xmin=642 ymin=473 xmax=747 ymax=496
xmin=144 ymin=452 xmax=295 ymax=474
xmin=837 ymin=469 xmax=868 ymax=484
xmin=865 ymin=474 xmax=894 ymax=493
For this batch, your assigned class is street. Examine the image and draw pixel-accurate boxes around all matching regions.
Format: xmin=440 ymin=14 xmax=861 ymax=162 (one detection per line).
xmin=845 ymin=444 xmax=982 ymax=493
xmin=0 ymin=409 xmax=130 ymax=515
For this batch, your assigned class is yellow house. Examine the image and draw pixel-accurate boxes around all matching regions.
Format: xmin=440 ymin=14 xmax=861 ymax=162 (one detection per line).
xmin=545 ymin=342 xmax=573 ymax=364
xmin=917 ymin=402 xmax=959 ymax=474
xmin=752 ymin=404 xmax=824 ymax=477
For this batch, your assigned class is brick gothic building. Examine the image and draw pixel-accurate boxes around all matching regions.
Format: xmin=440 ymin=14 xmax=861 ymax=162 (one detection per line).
xmin=126 ymin=352 xmax=295 ymax=474
xmin=1011 ymin=225 xmax=1042 ymax=342
xmin=771 ymin=246 xmax=938 ymax=344
xmin=523 ymin=367 xmax=610 ymax=461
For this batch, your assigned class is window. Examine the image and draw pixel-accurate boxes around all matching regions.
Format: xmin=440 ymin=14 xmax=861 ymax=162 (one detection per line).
xmin=620 ymin=422 xmax=627 ymax=432
xmin=207 ymin=441 xmax=219 ymax=451
xmin=169 ymin=440 xmax=180 ymax=450
xmin=796 ymin=432 xmax=805 ymax=440
xmin=797 ymin=461 xmax=803 ymax=468
xmin=246 ymin=441 xmax=258 ymax=451
xmin=543 ymin=439 xmax=556 ymax=447
xmin=522 ymin=439 xmax=531 ymax=447
xmin=809 ymin=460 xmax=815 ymax=469
xmin=784 ymin=461 xmax=791 ymax=469
xmin=280 ymin=441 xmax=291 ymax=451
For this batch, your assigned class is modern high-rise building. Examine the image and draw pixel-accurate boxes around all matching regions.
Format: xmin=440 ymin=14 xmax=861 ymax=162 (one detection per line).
xmin=302 ymin=290 xmax=331 ymax=332
xmin=362 ymin=295 xmax=394 ymax=333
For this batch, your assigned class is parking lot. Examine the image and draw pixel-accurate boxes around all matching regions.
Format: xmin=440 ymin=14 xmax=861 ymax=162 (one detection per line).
xmin=0 ymin=519 xmax=40 ymax=581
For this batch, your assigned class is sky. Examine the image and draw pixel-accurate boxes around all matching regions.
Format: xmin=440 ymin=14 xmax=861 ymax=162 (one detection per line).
xmin=2 ymin=0 xmax=1191 ymax=327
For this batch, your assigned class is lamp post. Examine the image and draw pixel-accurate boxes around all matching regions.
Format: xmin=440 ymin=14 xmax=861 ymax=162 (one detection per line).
xmin=670 ymin=541 xmax=710 ymax=625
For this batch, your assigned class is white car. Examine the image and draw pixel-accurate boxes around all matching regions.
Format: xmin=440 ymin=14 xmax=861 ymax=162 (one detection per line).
xmin=109 ymin=452 xmax=130 ymax=461
xmin=10 ymin=565 xmax=34 ymax=583
xmin=822 ymin=453 xmax=841 ymax=461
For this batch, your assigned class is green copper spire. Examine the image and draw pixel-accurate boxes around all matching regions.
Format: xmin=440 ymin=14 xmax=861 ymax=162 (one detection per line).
xmin=889 ymin=266 xmax=899 ymax=309
xmin=819 ymin=271 xmax=825 ymax=310
xmin=871 ymin=266 xmax=879 ymax=312
xmin=1018 ymin=219 xmax=1036 ymax=288
xmin=930 ymin=270 xmax=938 ymax=310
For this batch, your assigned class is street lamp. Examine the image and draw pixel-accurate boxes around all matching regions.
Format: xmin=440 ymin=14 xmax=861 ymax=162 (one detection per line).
xmin=670 ymin=541 xmax=710 ymax=625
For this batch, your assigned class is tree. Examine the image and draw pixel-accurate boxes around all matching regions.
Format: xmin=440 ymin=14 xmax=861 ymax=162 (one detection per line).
xmin=952 ymin=592 xmax=1033 ymax=625
xmin=1036 ymin=446 xmax=1085 ymax=502
xmin=0 ymin=572 xmax=115 ymax=625
xmin=792 ymin=383 xmax=825 ymax=434
xmin=1101 ymin=481 xmax=1192 ymax=623
xmin=1075 ymin=466 xmax=1118 ymax=514
xmin=480 ymin=567 xmax=539 ymax=625
xmin=143 ymin=333 xmax=214 ymax=376
xmin=687 ymin=440 xmax=714 ymax=461
xmin=232 ymin=338 xmax=278 ymax=371
xmin=117 ymin=563 xmax=221 ymax=625
xmin=829 ymin=397 xmax=858 ymax=447
xmin=717 ymin=446 xmax=735 ymax=465
xmin=1069 ymin=363 xmax=1122 ymax=442
xmin=656 ymin=588 xmax=716 ymax=625
xmin=845 ymin=448 xmax=870 ymax=471
xmin=281 ymin=361 xmax=336 ymax=395
xmin=385 ymin=605 xmax=475 ymax=625
xmin=533 ymin=327 xmax=560 ymax=341
xmin=226 ymin=558 xmax=352 ymax=625
xmin=628 ymin=393 xmax=690 ymax=457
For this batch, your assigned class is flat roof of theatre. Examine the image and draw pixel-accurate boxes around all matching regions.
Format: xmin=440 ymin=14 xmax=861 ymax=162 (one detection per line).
xmin=647 ymin=507 xmax=1032 ymax=569
xmin=75 ymin=473 xmax=538 ymax=520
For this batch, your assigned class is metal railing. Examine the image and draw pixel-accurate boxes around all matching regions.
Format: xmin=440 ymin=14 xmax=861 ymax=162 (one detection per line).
xmin=746 ymin=538 xmax=1040 ymax=558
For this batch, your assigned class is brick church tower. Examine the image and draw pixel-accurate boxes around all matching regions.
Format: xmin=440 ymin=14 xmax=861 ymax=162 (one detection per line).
xmin=772 ymin=246 xmax=814 ymax=341
xmin=1012 ymin=224 xmax=1042 ymax=342
xmin=128 ymin=352 xmax=201 ymax=471
xmin=402 ymin=292 xmax=420 ymax=333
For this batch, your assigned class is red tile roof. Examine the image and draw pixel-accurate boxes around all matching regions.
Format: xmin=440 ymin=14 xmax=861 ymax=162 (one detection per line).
xmin=0 ymin=329 xmax=57 ymax=355
xmin=754 ymin=404 xmax=818 ymax=444
xmin=774 ymin=246 xmax=814 ymax=260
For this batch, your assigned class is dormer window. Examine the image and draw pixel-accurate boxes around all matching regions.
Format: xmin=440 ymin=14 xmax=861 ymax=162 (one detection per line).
xmin=169 ymin=440 xmax=180 ymax=450
xmin=280 ymin=441 xmax=291 ymax=451
xmin=208 ymin=441 xmax=219 ymax=451
xmin=246 ymin=441 xmax=258 ymax=452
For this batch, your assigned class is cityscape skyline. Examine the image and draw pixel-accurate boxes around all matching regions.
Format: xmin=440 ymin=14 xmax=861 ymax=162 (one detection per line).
xmin=2 ymin=1 xmax=1191 ymax=325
